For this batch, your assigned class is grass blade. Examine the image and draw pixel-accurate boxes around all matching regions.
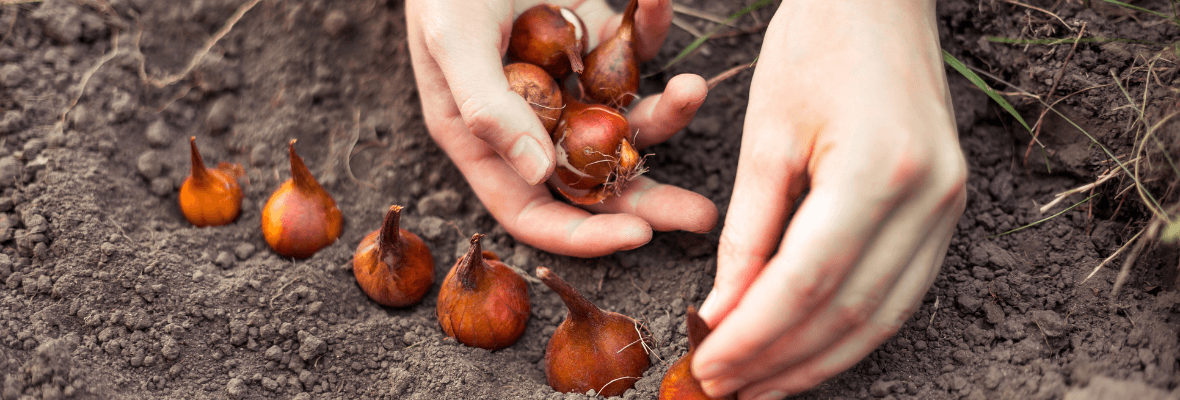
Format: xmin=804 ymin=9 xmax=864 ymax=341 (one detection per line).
xmin=658 ymin=0 xmax=774 ymax=72
xmin=1096 ymin=0 xmax=1180 ymax=25
xmin=942 ymin=50 xmax=1032 ymax=132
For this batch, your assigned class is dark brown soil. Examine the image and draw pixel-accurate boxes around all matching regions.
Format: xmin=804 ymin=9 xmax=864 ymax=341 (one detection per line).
xmin=0 ymin=0 xmax=1177 ymax=399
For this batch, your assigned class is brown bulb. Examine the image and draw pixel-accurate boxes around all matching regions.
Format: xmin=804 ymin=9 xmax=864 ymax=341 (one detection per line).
xmin=179 ymin=136 xmax=243 ymax=227
xmin=508 ymin=4 xmax=588 ymax=78
xmin=659 ymin=307 xmax=734 ymax=400
xmin=537 ymin=266 xmax=650 ymax=397
xmin=261 ymin=139 xmax=343 ymax=259
xmin=579 ymin=0 xmax=640 ymax=108
xmin=352 ymin=205 xmax=435 ymax=307
xmin=505 ymin=62 xmax=564 ymax=133
xmin=437 ymin=234 xmax=531 ymax=350
xmin=548 ymin=93 xmax=643 ymax=205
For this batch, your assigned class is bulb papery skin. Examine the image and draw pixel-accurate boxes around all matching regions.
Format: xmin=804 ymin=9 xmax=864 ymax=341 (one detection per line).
xmin=579 ymin=0 xmax=640 ymax=108
xmin=551 ymin=102 xmax=633 ymax=190
xmin=179 ymin=137 xmax=243 ymax=227
xmin=261 ymin=140 xmax=343 ymax=259
xmin=508 ymin=4 xmax=588 ymax=78
xmin=437 ymin=234 xmax=530 ymax=350
xmin=505 ymin=63 xmax=563 ymax=133
xmin=352 ymin=205 xmax=435 ymax=307
xmin=537 ymin=267 xmax=650 ymax=397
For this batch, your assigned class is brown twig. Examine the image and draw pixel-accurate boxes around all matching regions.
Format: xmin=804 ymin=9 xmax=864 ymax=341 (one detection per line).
xmin=1111 ymin=220 xmax=1160 ymax=298
xmin=705 ymin=60 xmax=758 ymax=90
xmin=136 ymin=0 xmax=262 ymax=88
xmin=61 ymin=30 xmax=120 ymax=125
xmin=1023 ymin=22 xmax=1087 ymax=165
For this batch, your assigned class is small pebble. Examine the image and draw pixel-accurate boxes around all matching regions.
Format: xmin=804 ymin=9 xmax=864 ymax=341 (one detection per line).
xmin=0 ymin=157 xmax=20 ymax=187
xmin=207 ymin=96 xmax=238 ymax=133
xmin=322 ymin=10 xmax=349 ymax=37
xmin=234 ymin=243 xmax=255 ymax=260
xmin=137 ymin=151 xmax=165 ymax=179
xmin=214 ymin=251 xmax=235 ymax=269
xmin=144 ymin=120 xmax=173 ymax=148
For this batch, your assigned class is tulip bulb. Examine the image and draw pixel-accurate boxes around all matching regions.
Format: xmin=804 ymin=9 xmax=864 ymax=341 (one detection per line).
xmin=659 ymin=307 xmax=734 ymax=400
xmin=549 ymin=94 xmax=644 ymax=205
xmin=537 ymin=266 xmax=650 ymax=397
xmin=505 ymin=62 xmax=564 ymax=133
xmin=437 ymin=234 xmax=530 ymax=350
xmin=352 ymin=205 xmax=436 ymax=307
xmin=579 ymin=0 xmax=640 ymax=108
xmin=261 ymin=139 xmax=343 ymax=259
xmin=179 ymin=137 xmax=243 ymax=227
xmin=508 ymin=4 xmax=588 ymax=78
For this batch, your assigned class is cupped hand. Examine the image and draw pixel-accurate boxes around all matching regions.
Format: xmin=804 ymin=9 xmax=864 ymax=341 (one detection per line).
xmin=406 ymin=0 xmax=717 ymax=257
xmin=692 ymin=1 xmax=967 ymax=398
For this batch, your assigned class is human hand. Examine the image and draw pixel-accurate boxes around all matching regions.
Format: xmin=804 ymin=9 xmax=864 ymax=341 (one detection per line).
xmin=692 ymin=1 xmax=967 ymax=398
xmin=406 ymin=0 xmax=718 ymax=257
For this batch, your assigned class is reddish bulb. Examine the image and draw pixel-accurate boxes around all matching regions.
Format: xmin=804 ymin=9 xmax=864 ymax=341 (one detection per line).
xmin=179 ymin=136 xmax=243 ymax=227
xmin=437 ymin=233 xmax=531 ymax=350
xmin=659 ymin=307 xmax=734 ymax=400
xmin=261 ymin=139 xmax=343 ymax=259
xmin=508 ymin=4 xmax=588 ymax=78
xmin=548 ymin=93 xmax=643 ymax=205
xmin=579 ymin=0 xmax=640 ymax=108
xmin=352 ymin=205 xmax=436 ymax=307
xmin=505 ymin=62 xmax=564 ymax=133
xmin=537 ymin=266 xmax=650 ymax=397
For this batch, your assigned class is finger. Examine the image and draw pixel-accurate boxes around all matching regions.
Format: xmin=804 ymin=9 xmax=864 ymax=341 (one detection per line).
xmin=582 ymin=176 xmax=718 ymax=233
xmin=693 ymin=152 xmax=922 ymax=387
xmin=577 ymin=0 xmax=672 ymax=60
xmin=701 ymin=183 xmax=964 ymax=393
xmin=626 ymin=73 xmax=707 ymax=149
xmin=420 ymin=2 xmax=555 ymax=185
xmin=737 ymin=211 xmax=959 ymax=399
xmin=438 ymin=127 xmax=653 ymax=258
xmin=694 ymin=70 xmax=817 ymax=330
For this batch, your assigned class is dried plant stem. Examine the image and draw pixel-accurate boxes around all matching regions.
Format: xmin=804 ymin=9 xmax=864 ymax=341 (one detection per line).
xmin=61 ymin=31 xmax=119 ymax=125
xmin=1040 ymin=167 xmax=1121 ymax=213
xmin=1081 ymin=227 xmax=1143 ymax=284
xmin=1111 ymin=220 xmax=1160 ymax=298
xmin=705 ymin=59 xmax=757 ymax=90
xmin=136 ymin=0 xmax=262 ymax=88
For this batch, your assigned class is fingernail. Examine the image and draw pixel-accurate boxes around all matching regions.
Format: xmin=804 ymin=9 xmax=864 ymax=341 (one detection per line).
xmin=751 ymin=390 xmax=788 ymax=400
xmin=700 ymin=377 xmax=746 ymax=397
xmin=509 ymin=136 xmax=549 ymax=185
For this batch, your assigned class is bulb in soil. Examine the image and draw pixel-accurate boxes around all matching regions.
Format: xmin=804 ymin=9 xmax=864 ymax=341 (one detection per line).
xmin=437 ymin=233 xmax=531 ymax=350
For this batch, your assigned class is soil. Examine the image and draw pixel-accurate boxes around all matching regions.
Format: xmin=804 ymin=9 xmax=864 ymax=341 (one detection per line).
xmin=0 ymin=0 xmax=1177 ymax=399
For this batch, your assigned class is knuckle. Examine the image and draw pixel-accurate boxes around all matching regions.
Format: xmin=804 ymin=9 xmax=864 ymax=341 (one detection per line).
xmin=832 ymin=302 xmax=874 ymax=332
xmin=459 ymin=98 xmax=502 ymax=143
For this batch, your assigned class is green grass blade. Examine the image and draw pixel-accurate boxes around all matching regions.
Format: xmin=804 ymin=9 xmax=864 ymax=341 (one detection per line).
xmin=942 ymin=50 xmax=1032 ymax=132
xmin=985 ymin=36 xmax=1166 ymax=46
xmin=1097 ymin=0 xmax=1180 ymax=25
xmin=987 ymin=193 xmax=1099 ymax=238
xmin=658 ymin=0 xmax=774 ymax=72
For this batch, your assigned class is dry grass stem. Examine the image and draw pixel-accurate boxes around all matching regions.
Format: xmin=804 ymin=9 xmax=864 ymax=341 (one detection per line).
xmin=61 ymin=30 xmax=119 ymax=125
xmin=136 ymin=0 xmax=262 ymax=88
xmin=1111 ymin=220 xmax=1160 ymax=297
xmin=705 ymin=60 xmax=757 ymax=90
xmin=672 ymin=3 xmax=734 ymax=26
xmin=1040 ymin=167 xmax=1121 ymax=213
xmin=1003 ymin=0 xmax=1074 ymax=30
xmin=1081 ymin=226 xmax=1144 ymax=284
xmin=671 ymin=16 xmax=703 ymax=38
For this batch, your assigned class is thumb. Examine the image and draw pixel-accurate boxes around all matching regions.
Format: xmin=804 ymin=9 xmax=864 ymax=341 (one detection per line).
xmin=423 ymin=3 xmax=556 ymax=185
